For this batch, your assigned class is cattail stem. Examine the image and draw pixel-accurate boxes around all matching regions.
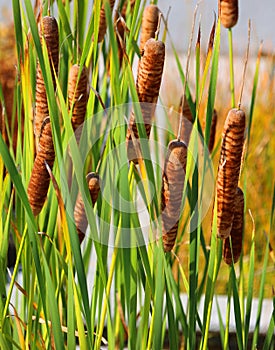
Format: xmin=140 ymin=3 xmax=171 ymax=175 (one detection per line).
xmin=228 ymin=28 xmax=235 ymax=108
xmin=238 ymin=20 xmax=251 ymax=109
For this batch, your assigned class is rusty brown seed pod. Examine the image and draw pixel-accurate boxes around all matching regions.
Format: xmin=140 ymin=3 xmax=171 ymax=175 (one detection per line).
xmin=216 ymin=108 xmax=245 ymax=239
xmin=34 ymin=16 xmax=59 ymax=148
xmin=222 ymin=187 xmax=244 ymax=265
xmin=126 ymin=38 xmax=165 ymax=162
xmin=219 ymin=0 xmax=238 ymax=29
xmin=93 ymin=0 xmax=116 ymax=43
xmin=208 ymin=108 xmax=218 ymax=153
xmin=139 ymin=5 xmax=160 ymax=53
xmin=68 ymin=64 xmax=88 ymax=131
xmin=161 ymin=140 xmax=188 ymax=252
xmin=27 ymin=118 xmax=55 ymax=216
xmin=74 ymin=173 xmax=100 ymax=243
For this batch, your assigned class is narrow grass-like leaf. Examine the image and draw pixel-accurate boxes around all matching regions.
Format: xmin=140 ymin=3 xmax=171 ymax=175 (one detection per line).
xmin=247 ymin=43 xmax=262 ymax=149
xmin=200 ymin=198 xmax=222 ymax=350
xmin=262 ymin=296 xmax=275 ymax=350
xmin=244 ymin=212 xmax=255 ymax=349
xmin=12 ymin=0 xmax=24 ymax=63
xmin=215 ymin=296 xmax=226 ymax=349
xmin=41 ymin=251 xmax=65 ymax=350
xmin=205 ymin=20 xmax=220 ymax=147
xmin=251 ymin=237 xmax=270 ymax=348
xmin=152 ymin=246 xmax=165 ymax=350
xmin=231 ymin=265 xmax=244 ymax=350
xmin=67 ymin=265 xmax=76 ymax=350
xmin=165 ymin=271 xmax=179 ymax=349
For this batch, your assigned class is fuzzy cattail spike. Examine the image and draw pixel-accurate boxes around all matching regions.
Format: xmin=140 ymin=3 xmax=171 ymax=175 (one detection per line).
xmin=68 ymin=64 xmax=88 ymax=131
xmin=139 ymin=5 xmax=160 ymax=52
xmin=34 ymin=16 xmax=59 ymax=148
xmin=126 ymin=38 xmax=165 ymax=163
xmin=74 ymin=172 xmax=100 ymax=243
xmin=216 ymin=108 xmax=245 ymax=239
xmin=27 ymin=117 xmax=55 ymax=216
xmin=223 ymin=187 xmax=244 ymax=264
xmin=161 ymin=140 xmax=187 ymax=252
xmin=219 ymin=0 xmax=238 ymax=29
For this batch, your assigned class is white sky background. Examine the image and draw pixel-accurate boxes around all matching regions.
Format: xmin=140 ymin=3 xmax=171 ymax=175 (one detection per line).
xmin=0 ymin=0 xmax=274 ymax=54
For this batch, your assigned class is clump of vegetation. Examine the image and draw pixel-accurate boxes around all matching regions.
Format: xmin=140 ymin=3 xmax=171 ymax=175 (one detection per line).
xmin=0 ymin=1 xmax=274 ymax=349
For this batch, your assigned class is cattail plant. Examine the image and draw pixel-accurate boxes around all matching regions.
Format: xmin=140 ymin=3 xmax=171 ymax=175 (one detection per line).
xmin=93 ymin=0 xmax=116 ymax=43
xmin=161 ymin=140 xmax=187 ymax=252
xmin=219 ymin=0 xmax=239 ymax=29
xmin=34 ymin=16 xmax=59 ymax=148
xmin=222 ymin=187 xmax=244 ymax=264
xmin=27 ymin=118 xmax=55 ymax=216
xmin=208 ymin=108 xmax=218 ymax=153
xmin=74 ymin=172 xmax=100 ymax=243
xmin=126 ymin=38 xmax=165 ymax=162
xmin=139 ymin=5 xmax=160 ymax=52
xmin=68 ymin=64 xmax=88 ymax=131
xmin=216 ymin=108 xmax=245 ymax=239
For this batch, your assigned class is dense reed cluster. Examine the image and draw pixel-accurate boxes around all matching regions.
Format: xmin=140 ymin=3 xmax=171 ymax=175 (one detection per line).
xmin=0 ymin=1 xmax=273 ymax=349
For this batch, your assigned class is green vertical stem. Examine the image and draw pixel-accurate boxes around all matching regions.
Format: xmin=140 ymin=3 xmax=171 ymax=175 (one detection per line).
xmin=188 ymin=137 xmax=199 ymax=350
xmin=224 ymin=280 xmax=231 ymax=350
xmin=228 ymin=28 xmax=235 ymax=107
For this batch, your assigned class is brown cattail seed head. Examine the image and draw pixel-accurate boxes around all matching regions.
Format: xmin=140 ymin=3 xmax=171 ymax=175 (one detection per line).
xmin=93 ymin=0 xmax=116 ymax=43
xmin=219 ymin=0 xmax=239 ymax=29
xmin=34 ymin=16 xmax=59 ymax=148
xmin=216 ymin=108 xmax=245 ymax=239
xmin=126 ymin=38 xmax=165 ymax=162
xmin=139 ymin=5 xmax=160 ymax=52
xmin=27 ymin=118 xmax=55 ymax=216
xmin=222 ymin=187 xmax=244 ymax=265
xmin=68 ymin=64 xmax=88 ymax=131
xmin=161 ymin=140 xmax=188 ymax=252
xmin=74 ymin=173 xmax=100 ymax=243
xmin=208 ymin=108 xmax=218 ymax=153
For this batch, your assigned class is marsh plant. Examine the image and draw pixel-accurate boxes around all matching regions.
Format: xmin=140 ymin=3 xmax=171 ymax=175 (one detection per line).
xmin=0 ymin=1 xmax=274 ymax=349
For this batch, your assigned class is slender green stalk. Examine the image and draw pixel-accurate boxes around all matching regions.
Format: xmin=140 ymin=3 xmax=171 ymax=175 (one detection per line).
xmin=228 ymin=28 xmax=235 ymax=107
